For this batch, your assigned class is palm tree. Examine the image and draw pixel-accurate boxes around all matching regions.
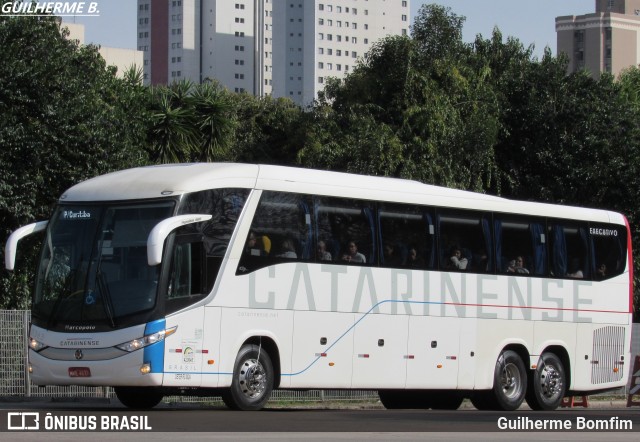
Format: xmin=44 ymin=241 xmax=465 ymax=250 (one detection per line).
xmin=148 ymin=82 xmax=198 ymax=163
xmin=190 ymin=81 xmax=236 ymax=162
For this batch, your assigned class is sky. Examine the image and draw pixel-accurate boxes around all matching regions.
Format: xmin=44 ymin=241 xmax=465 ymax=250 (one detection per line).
xmin=62 ymin=0 xmax=594 ymax=59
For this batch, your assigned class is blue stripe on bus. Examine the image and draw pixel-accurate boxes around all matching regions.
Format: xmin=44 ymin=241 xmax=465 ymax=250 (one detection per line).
xmin=160 ymin=296 xmax=629 ymax=378
xmin=144 ymin=319 xmax=166 ymax=374
xmin=163 ymin=299 xmax=445 ymax=378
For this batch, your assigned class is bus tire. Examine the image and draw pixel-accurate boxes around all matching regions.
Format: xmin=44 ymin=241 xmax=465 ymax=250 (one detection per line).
xmin=478 ymin=350 xmax=527 ymax=411
xmin=222 ymin=344 xmax=274 ymax=411
xmin=470 ymin=391 xmax=494 ymax=410
xmin=114 ymin=386 xmax=163 ymax=409
xmin=430 ymin=391 xmax=463 ymax=410
xmin=525 ymin=352 xmax=566 ymax=411
xmin=378 ymin=390 xmax=432 ymax=409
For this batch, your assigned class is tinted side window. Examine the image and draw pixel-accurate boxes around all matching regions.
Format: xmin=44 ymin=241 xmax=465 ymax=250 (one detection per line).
xmin=494 ymin=216 xmax=547 ymax=276
xmin=438 ymin=210 xmax=493 ymax=273
xmin=379 ymin=203 xmax=436 ymax=269
xmin=590 ymin=224 xmax=627 ymax=280
xmin=239 ymin=191 xmax=312 ymax=272
xmin=178 ymin=188 xmax=249 ymax=258
xmin=549 ymin=221 xmax=590 ymax=279
xmin=316 ymin=197 xmax=375 ymax=265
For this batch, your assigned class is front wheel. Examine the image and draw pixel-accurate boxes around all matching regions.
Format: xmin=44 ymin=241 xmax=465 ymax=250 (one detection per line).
xmin=222 ymin=344 xmax=274 ymax=411
xmin=525 ymin=352 xmax=566 ymax=411
xmin=114 ymin=386 xmax=163 ymax=409
xmin=473 ymin=350 xmax=527 ymax=411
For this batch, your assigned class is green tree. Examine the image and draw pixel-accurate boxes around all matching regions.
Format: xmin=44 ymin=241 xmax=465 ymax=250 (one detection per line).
xmin=231 ymin=94 xmax=309 ymax=165
xmin=147 ymin=80 xmax=237 ymax=163
xmin=314 ymin=4 xmax=499 ymax=190
xmin=0 ymin=17 xmax=149 ymax=308
xmin=191 ymin=81 xmax=236 ymax=162
xmin=147 ymin=80 xmax=198 ymax=163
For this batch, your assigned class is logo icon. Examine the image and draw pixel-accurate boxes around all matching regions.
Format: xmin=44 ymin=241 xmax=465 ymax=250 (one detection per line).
xmin=7 ymin=412 xmax=40 ymax=430
xmin=75 ymin=349 xmax=83 ymax=360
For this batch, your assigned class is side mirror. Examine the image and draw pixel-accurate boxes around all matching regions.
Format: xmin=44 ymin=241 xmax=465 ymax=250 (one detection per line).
xmin=147 ymin=214 xmax=212 ymax=266
xmin=5 ymin=221 xmax=49 ymax=271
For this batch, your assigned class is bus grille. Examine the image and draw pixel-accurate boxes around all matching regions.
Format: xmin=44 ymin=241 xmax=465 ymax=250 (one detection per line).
xmin=591 ymin=326 xmax=625 ymax=384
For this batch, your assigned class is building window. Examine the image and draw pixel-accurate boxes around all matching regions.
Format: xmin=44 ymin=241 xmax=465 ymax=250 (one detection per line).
xmin=318 ymin=77 xmax=324 ymax=83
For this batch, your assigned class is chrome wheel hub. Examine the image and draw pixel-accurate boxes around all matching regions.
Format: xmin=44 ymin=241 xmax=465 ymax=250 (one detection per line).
xmin=238 ymin=358 xmax=267 ymax=399
xmin=500 ymin=362 xmax=523 ymax=400
xmin=539 ymin=364 xmax=563 ymax=399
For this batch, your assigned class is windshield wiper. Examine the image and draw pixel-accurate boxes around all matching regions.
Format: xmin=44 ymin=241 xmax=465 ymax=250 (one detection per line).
xmin=46 ymin=270 xmax=76 ymax=328
xmin=96 ymin=270 xmax=117 ymax=328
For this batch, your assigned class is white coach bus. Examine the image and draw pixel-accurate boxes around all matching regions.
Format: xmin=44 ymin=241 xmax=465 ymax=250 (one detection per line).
xmin=4 ymin=163 xmax=633 ymax=411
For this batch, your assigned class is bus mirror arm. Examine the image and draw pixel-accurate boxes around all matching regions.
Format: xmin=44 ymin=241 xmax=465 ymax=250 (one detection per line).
xmin=5 ymin=221 xmax=49 ymax=271
xmin=147 ymin=214 xmax=213 ymax=266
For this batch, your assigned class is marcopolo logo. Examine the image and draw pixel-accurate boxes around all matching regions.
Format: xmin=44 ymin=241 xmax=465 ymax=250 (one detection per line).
xmin=1 ymin=1 xmax=101 ymax=16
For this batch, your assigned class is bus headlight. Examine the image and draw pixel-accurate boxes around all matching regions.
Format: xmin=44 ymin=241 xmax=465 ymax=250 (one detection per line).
xmin=29 ymin=337 xmax=48 ymax=352
xmin=115 ymin=326 xmax=177 ymax=352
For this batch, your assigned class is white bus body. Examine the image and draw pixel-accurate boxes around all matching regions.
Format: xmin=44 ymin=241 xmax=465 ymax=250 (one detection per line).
xmin=5 ymin=164 xmax=633 ymax=411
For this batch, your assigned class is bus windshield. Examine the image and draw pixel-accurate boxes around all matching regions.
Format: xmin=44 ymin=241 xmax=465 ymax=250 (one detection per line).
xmin=33 ymin=202 xmax=175 ymax=328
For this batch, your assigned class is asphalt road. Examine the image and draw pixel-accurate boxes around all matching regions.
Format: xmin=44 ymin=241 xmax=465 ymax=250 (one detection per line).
xmin=0 ymin=399 xmax=638 ymax=441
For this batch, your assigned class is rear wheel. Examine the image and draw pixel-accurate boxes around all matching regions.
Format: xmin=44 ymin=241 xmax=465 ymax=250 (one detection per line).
xmin=222 ymin=344 xmax=274 ymax=411
xmin=114 ymin=386 xmax=163 ymax=409
xmin=525 ymin=352 xmax=566 ymax=411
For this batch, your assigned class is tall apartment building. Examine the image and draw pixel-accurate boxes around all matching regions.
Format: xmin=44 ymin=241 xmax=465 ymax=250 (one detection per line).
xmin=138 ymin=0 xmax=409 ymax=105
xmin=556 ymin=0 xmax=640 ymax=77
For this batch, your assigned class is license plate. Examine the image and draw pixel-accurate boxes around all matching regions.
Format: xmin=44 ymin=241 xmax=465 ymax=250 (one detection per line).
xmin=68 ymin=367 xmax=91 ymax=377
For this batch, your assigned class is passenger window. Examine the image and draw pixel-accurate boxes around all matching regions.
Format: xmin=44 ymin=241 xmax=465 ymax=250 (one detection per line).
xmin=549 ymin=221 xmax=590 ymax=279
xmin=438 ymin=210 xmax=493 ymax=273
xmin=494 ymin=216 xmax=547 ymax=276
xmin=315 ymin=197 xmax=375 ymax=265
xmin=590 ymin=224 xmax=627 ymax=280
xmin=379 ymin=203 xmax=436 ymax=269
xmin=239 ymin=191 xmax=312 ymax=272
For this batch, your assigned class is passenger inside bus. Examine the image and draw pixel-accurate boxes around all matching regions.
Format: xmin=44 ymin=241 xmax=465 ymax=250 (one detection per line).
xmin=342 ymin=241 xmax=366 ymax=264
xmin=276 ymin=239 xmax=297 ymax=259
xmin=406 ymin=247 xmax=425 ymax=269
xmin=448 ymin=247 xmax=468 ymax=270
xmin=245 ymin=231 xmax=270 ymax=256
xmin=596 ymin=263 xmax=607 ymax=280
xmin=566 ymin=258 xmax=584 ymax=278
xmin=507 ymin=256 xmax=530 ymax=274
xmin=383 ymin=244 xmax=403 ymax=267
xmin=316 ymin=240 xmax=332 ymax=261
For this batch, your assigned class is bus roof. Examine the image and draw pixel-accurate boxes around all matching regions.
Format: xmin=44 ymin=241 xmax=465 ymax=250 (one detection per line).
xmin=60 ymin=163 xmax=623 ymax=225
